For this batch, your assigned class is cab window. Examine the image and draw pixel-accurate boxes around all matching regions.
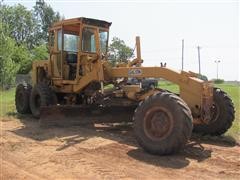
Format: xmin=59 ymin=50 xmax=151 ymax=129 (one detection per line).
xmin=57 ymin=30 xmax=62 ymax=51
xmin=64 ymin=34 xmax=78 ymax=52
xmin=82 ymin=27 xmax=96 ymax=53
xmin=99 ymin=29 xmax=108 ymax=54
xmin=57 ymin=30 xmax=79 ymax=52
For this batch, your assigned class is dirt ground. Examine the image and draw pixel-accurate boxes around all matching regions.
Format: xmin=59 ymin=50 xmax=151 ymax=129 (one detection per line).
xmin=1 ymin=114 xmax=240 ymax=180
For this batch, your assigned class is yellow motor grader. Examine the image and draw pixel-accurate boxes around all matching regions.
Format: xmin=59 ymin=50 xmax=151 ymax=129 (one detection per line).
xmin=15 ymin=17 xmax=235 ymax=155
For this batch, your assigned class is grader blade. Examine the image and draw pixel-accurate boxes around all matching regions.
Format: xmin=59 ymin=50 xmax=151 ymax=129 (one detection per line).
xmin=40 ymin=105 xmax=92 ymax=127
xmin=39 ymin=105 xmax=134 ymax=127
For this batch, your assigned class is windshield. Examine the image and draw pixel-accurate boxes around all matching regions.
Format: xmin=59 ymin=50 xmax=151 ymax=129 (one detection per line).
xmin=64 ymin=34 xmax=79 ymax=52
xmin=99 ymin=29 xmax=108 ymax=54
xmin=82 ymin=27 xmax=96 ymax=53
xmin=57 ymin=30 xmax=79 ymax=52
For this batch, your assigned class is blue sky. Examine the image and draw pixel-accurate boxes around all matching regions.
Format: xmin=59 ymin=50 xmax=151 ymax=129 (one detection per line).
xmin=4 ymin=0 xmax=239 ymax=80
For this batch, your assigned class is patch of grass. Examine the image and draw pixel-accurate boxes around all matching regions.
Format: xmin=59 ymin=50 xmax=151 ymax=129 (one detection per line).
xmin=0 ymin=88 xmax=16 ymax=117
xmin=104 ymin=84 xmax=114 ymax=90
xmin=158 ymin=81 xmax=179 ymax=93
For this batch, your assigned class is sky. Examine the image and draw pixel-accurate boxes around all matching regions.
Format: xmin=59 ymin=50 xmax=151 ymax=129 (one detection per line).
xmin=4 ymin=0 xmax=240 ymax=80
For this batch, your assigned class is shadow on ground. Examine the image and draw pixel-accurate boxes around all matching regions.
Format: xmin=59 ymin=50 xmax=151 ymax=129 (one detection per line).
xmin=8 ymin=111 xmax=238 ymax=169
xmin=127 ymin=142 xmax=212 ymax=169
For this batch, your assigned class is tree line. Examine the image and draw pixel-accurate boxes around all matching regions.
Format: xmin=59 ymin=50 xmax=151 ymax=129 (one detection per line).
xmin=0 ymin=0 xmax=133 ymax=88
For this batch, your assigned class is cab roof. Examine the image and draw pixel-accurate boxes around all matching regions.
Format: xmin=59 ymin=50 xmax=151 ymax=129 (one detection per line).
xmin=52 ymin=17 xmax=112 ymax=28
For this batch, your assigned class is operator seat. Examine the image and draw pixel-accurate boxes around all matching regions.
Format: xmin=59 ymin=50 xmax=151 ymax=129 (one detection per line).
xmin=66 ymin=52 xmax=77 ymax=64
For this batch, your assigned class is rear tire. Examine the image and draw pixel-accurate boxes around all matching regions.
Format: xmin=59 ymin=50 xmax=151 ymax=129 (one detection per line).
xmin=193 ymin=88 xmax=235 ymax=135
xmin=133 ymin=92 xmax=193 ymax=155
xmin=30 ymin=84 xmax=57 ymax=118
xmin=15 ymin=83 xmax=32 ymax=114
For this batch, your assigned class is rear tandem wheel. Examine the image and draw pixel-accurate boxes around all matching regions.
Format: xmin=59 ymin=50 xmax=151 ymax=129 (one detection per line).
xmin=30 ymin=84 xmax=57 ymax=118
xmin=193 ymin=88 xmax=235 ymax=135
xmin=15 ymin=83 xmax=32 ymax=114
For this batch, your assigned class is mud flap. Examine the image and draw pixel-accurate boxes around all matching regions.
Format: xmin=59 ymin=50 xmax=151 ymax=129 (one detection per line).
xmin=39 ymin=105 xmax=135 ymax=127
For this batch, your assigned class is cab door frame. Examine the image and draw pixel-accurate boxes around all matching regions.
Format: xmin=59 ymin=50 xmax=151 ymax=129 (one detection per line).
xmin=49 ymin=26 xmax=63 ymax=79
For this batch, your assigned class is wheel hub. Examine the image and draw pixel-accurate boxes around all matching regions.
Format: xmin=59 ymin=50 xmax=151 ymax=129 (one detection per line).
xmin=144 ymin=107 xmax=173 ymax=141
xmin=210 ymin=103 xmax=220 ymax=123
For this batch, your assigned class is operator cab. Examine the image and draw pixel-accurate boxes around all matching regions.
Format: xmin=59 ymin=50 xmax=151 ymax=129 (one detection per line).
xmin=49 ymin=17 xmax=111 ymax=81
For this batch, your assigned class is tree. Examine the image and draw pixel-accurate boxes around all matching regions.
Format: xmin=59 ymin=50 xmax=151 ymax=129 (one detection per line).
xmin=0 ymin=4 xmax=39 ymax=48
xmin=32 ymin=44 xmax=48 ymax=60
xmin=0 ymin=23 xmax=20 ymax=86
xmin=108 ymin=37 xmax=134 ymax=66
xmin=34 ymin=0 xmax=63 ymax=43
xmin=13 ymin=45 xmax=32 ymax=74
xmin=0 ymin=1 xmax=62 ymax=48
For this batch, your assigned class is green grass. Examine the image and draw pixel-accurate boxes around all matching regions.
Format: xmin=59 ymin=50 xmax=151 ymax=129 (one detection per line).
xmin=158 ymin=81 xmax=179 ymax=93
xmin=0 ymin=82 xmax=239 ymax=139
xmin=0 ymin=88 xmax=16 ymax=117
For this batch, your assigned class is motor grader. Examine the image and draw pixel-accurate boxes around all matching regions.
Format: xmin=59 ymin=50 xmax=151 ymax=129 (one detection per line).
xmin=15 ymin=17 xmax=235 ymax=155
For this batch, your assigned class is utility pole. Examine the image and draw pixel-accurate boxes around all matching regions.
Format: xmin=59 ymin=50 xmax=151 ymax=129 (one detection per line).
xmin=197 ymin=46 xmax=201 ymax=74
xmin=214 ymin=60 xmax=221 ymax=79
xmin=181 ymin=39 xmax=184 ymax=71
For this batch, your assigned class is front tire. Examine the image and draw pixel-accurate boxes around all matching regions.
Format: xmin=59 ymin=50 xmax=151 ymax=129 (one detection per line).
xmin=30 ymin=84 xmax=57 ymax=118
xmin=133 ymin=92 xmax=193 ymax=155
xmin=193 ymin=88 xmax=235 ymax=135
